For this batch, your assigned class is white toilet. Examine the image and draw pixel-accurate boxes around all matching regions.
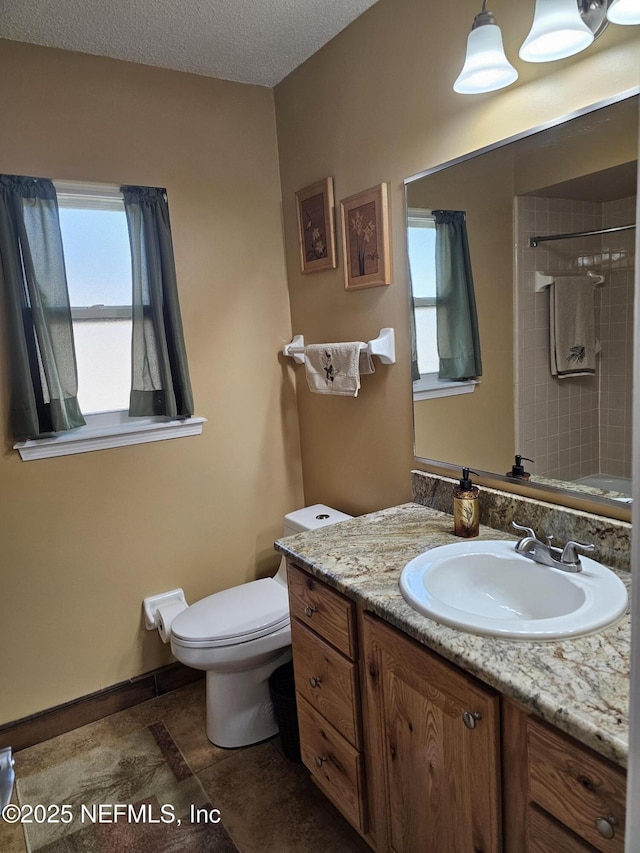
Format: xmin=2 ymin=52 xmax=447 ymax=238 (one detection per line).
xmin=169 ymin=504 xmax=352 ymax=748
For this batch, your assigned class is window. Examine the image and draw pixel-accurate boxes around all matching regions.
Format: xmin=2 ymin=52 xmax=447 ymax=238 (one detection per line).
xmin=13 ymin=181 xmax=204 ymax=460
xmin=408 ymin=208 xmax=477 ymax=401
xmin=408 ymin=209 xmax=438 ymax=375
xmin=57 ymin=182 xmax=133 ymax=414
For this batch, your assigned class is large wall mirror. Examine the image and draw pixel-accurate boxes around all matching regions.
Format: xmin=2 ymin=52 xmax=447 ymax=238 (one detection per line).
xmin=406 ymin=93 xmax=638 ymax=519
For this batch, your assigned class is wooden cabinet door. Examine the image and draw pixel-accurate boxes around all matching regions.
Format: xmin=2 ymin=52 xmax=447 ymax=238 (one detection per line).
xmin=297 ymin=696 xmax=367 ymax=833
xmin=528 ymin=806 xmax=600 ymax=853
xmin=362 ymin=614 xmax=502 ymax=853
xmin=288 ymin=563 xmax=357 ymax=657
xmin=291 ymin=618 xmax=361 ymax=747
xmin=527 ymin=719 xmax=625 ymax=853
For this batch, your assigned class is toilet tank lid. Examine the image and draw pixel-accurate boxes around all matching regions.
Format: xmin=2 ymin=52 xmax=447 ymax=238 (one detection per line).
xmin=284 ymin=504 xmax=353 ymax=533
xmin=171 ymin=578 xmax=289 ymax=643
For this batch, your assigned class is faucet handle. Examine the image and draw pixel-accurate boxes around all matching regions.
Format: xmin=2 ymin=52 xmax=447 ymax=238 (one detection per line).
xmin=512 ymin=521 xmax=537 ymax=540
xmin=561 ymin=540 xmax=595 ymax=567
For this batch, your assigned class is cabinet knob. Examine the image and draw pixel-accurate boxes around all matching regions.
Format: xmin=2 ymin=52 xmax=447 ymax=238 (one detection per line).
xmin=304 ymin=605 xmax=317 ymax=618
xmin=309 ymin=675 xmax=321 ymax=688
xmin=595 ymin=816 xmax=616 ymax=839
xmin=315 ymin=756 xmax=327 ymax=768
xmin=462 ymin=710 xmax=482 ymax=729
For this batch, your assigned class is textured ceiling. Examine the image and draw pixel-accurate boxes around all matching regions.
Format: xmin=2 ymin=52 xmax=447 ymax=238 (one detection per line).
xmin=0 ymin=0 xmax=380 ymax=87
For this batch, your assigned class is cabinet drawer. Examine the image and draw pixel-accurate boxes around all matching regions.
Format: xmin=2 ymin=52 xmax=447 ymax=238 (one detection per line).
xmin=297 ymin=695 xmax=366 ymax=834
xmin=528 ymin=806 xmax=599 ymax=853
xmin=291 ymin=618 xmax=361 ymax=748
xmin=288 ymin=563 xmax=356 ymax=658
xmin=528 ymin=718 xmax=626 ymax=853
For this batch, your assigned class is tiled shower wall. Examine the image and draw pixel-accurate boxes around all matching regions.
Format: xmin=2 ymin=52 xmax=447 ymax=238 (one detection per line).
xmin=600 ymin=196 xmax=635 ymax=478
xmin=515 ymin=194 xmax=635 ymax=483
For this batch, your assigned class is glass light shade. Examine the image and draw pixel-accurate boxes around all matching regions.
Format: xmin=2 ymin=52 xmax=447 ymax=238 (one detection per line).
xmin=607 ymin=0 xmax=640 ymax=24
xmin=454 ymin=23 xmax=518 ymax=94
xmin=519 ymin=0 xmax=594 ymax=62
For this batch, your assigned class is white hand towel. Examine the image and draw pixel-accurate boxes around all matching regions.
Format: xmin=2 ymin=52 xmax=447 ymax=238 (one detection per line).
xmin=304 ymin=343 xmax=374 ymax=396
xmin=550 ymin=276 xmax=597 ymax=378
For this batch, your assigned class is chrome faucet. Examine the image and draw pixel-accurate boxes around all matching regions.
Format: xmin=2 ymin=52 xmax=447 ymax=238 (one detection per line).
xmin=511 ymin=522 xmax=595 ymax=573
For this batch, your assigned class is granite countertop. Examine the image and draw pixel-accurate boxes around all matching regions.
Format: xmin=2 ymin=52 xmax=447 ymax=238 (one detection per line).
xmin=275 ymin=502 xmax=630 ymax=768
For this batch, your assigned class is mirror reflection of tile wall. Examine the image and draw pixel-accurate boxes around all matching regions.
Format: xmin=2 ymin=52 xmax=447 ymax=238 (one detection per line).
xmin=515 ymin=193 xmax=635 ymax=486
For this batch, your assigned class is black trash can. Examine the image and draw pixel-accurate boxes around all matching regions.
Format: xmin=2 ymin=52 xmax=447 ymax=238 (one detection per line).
xmin=269 ymin=661 xmax=301 ymax=762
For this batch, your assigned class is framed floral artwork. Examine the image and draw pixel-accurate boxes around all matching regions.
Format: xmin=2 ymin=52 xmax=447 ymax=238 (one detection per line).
xmin=340 ymin=183 xmax=391 ymax=290
xmin=295 ymin=177 xmax=337 ymax=274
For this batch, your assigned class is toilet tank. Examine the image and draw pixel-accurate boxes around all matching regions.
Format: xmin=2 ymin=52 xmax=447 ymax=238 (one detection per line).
xmin=283 ymin=504 xmax=353 ymax=536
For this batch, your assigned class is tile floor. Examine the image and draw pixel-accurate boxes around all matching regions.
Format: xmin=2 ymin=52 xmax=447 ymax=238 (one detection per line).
xmin=1 ymin=681 xmax=369 ymax=852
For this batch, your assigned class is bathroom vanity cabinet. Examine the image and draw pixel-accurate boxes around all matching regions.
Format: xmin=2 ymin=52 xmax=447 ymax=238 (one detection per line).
xmin=502 ymin=699 xmax=626 ymax=853
xmin=287 ymin=561 xmax=628 ymax=853
xmin=287 ymin=563 xmax=372 ymax=844
xmin=362 ymin=612 xmax=501 ymax=853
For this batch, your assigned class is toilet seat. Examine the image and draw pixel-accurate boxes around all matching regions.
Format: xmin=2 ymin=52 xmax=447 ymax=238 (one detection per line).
xmin=171 ymin=578 xmax=289 ymax=648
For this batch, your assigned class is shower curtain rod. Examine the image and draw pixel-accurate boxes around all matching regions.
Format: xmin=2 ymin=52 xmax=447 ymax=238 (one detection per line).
xmin=529 ymin=222 xmax=636 ymax=248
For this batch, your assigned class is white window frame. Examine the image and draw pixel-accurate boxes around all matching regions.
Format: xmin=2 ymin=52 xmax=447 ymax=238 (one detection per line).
xmin=13 ymin=181 xmax=205 ymax=460
xmin=413 ymin=375 xmax=478 ymax=401
xmin=408 ymin=208 xmax=477 ymax=402
xmin=14 ymin=411 xmax=206 ymax=460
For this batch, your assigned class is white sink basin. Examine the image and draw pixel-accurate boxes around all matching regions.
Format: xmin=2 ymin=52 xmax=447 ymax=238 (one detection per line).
xmin=399 ymin=539 xmax=628 ymax=640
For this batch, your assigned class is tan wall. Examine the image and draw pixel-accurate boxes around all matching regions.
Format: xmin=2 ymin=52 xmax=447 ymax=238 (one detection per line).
xmin=0 ymin=41 xmax=304 ymax=724
xmin=274 ymin=0 xmax=640 ymax=515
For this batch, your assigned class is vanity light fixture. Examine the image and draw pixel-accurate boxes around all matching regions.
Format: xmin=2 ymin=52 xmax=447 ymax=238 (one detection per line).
xmin=454 ymin=1 xmax=639 ymax=93
xmin=453 ymin=0 xmax=518 ymax=94
xmin=519 ymin=0 xmax=595 ymax=62
xmin=607 ymin=0 xmax=640 ymax=24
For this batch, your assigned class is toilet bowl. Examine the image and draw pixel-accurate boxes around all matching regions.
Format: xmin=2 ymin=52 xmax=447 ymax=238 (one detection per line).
xmin=170 ymin=504 xmax=352 ymax=748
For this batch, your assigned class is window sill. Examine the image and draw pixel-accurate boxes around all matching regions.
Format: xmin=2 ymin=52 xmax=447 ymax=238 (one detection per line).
xmin=413 ymin=378 xmax=478 ymax=401
xmin=14 ymin=413 xmax=207 ymax=461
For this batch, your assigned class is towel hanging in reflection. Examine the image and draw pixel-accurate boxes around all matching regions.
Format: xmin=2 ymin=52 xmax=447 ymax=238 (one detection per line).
xmin=304 ymin=343 xmax=374 ymax=396
xmin=550 ymin=276 xmax=598 ymax=378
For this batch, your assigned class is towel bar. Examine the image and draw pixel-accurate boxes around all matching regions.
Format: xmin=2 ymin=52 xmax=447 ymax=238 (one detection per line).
xmin=283 ymin=327 xmax=396 ymax=365
xmin=535 ymin=271 xmax=605 ymax=292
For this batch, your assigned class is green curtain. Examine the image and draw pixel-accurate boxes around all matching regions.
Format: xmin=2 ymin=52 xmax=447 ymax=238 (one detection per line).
xmin=434 ymin=210 xmax=482 ymax=381
xmin=0 ymin=175 xmax=85 ymax=439
xmin=121 ymin=186 xmax=194 ymax=418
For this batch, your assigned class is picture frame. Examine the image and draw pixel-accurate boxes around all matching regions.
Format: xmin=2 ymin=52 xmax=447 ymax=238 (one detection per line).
xmin=340 ymin=182 xmax=391 ymax=290
xmin=295 ymin=177 xmax=337 ymax=274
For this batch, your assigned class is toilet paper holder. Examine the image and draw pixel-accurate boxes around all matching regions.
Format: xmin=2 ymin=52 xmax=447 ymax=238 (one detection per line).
xmin=143 ymin=589 xmax=188 ymax=633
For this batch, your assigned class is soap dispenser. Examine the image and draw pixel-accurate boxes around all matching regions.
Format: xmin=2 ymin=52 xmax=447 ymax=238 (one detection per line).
xmin=506 ymin=455 xmax=534 ymax=480
xmin=453 ymin=468 xmax=480 ymax=538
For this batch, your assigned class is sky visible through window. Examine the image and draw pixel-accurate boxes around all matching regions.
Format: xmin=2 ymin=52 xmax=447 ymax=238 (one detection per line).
xmin=58 ymin=205 xmax=133 ymax=413
xmin=59 ymin=207 xmax=132 ymax=306
xmin=408 ymin=223 xmax=436 ymax=299
xmin=408 ymin=220 xmax=438 ymax=375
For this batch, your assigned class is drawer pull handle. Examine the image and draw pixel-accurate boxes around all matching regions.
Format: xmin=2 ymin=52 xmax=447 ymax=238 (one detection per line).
xmin=315 ymin=756 xmax=327 ymax=768
xmin=595 ymin=816 xmax=616 ymax=840
xmin=309 ymin=675 xmax=321 ymax=688
xmin=462 ymin=710 xmax=482 ymax=729
xmin=304 ymin=606 xmax=317 ymax=618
